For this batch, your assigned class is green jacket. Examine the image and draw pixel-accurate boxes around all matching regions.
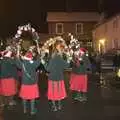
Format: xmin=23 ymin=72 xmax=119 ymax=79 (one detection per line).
xmin=0 ymin=57 xmax=18 ymax=80
xmin=16 ymin=59 xmax=40 ymax=85
xmin=72 ymin=55 xmax=91 ymax=74
xmin=46 ymin=54 xmax=69 ymax=81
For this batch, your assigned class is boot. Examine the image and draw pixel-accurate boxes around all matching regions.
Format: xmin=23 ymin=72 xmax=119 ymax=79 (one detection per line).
xmin=72 ymin=92 xmax=77 ymax=99
xmin=82 ymin=93 xmax=87 ymax=102
xmin=30 ymin=100 xmax=37 ymax=115
xmin=51 ymin=101 xmax=57 ymax=112
xmin=73 ymin=92 xmax=83 ymax=101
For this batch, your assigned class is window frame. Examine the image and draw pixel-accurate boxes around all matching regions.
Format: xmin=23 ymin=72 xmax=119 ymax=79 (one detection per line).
xmin=76 ymin=23 xmax=84 ymax=34
xmin=56 ymin=23 xmax=64 ymax=34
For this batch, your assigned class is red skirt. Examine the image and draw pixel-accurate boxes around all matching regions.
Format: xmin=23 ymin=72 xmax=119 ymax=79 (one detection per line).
xmin=48 ymin=80 xmax=67 ymax=100
xmin=0 ymin=78 xmax=17 ymax=96
xmin=0 ymin=81 xmax=2 ymax=95
xmin=19 ymin=84 xmax=39 ymax=100
xmin=70 ymin=73 xmax=88 ymax=92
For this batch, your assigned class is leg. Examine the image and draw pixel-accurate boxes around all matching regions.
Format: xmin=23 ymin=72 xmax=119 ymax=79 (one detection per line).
xmin=23 ymin=99 xmax=27 ymax=114
xmin=82 ymin=92 xmax=87 ymax=101
xmin=74 ymin=92 xmax=83 ymax=101
xmin=30 ymin=99 xmax=37 ymax=115
xmin=0 ymin=96 xmax=5 ymax=108
xmin=51 ymin=100 xmax=57 ymax=112
xmin=8 ymin=96 xmax=16 ymax=106
xmin=57 ymin=100 xmax=62 ymax=110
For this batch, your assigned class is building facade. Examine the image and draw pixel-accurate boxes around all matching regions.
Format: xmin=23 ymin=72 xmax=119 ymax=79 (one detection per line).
xmin=47 ymin=12 xmax=100 ymax=50
xmin=93 ymin=13 xmax=120 ymax=53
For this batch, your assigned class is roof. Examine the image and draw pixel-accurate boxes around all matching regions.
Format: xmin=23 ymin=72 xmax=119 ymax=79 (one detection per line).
xmin=47 ymin=12 xmax=100 ymax=22
xmin=94 ymin=13 xmax=120 ymax=30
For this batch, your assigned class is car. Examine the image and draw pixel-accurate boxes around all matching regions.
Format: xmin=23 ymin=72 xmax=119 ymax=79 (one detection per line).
xmin=101 ymin=53 xmax=114 ymax=70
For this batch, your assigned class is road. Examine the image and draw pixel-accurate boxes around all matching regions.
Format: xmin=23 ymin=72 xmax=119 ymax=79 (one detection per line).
xmin=1 ymin=72 xmax=120 ymax=120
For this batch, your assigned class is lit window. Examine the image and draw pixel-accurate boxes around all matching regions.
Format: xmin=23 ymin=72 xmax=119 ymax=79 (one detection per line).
xmin=76 ymin=23 xmax=83 ymax=34
xmin=56 ymin=23 xmax=64 ymax=34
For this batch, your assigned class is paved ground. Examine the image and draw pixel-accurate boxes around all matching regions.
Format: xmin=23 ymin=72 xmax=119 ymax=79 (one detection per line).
xmin=1 ymin=73 xmax=120 ymax=120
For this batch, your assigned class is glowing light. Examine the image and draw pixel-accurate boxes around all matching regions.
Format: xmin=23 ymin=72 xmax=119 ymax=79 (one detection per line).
xmin=32 ymin=28 xmax=35 ymax=32
xmin=98 ymin=38 xmax=106 ymax=53
xmin=24 ymin=27 xmax=28 ymax=31
xmin=99 ymin=39 xmax=105 ymax=45
xmin=17 ymin=30 xmax=22 ymax=35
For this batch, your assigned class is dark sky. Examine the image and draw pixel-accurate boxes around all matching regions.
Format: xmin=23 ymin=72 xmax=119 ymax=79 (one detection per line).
xmin=0 ymin=0 xmax=120 ymax=38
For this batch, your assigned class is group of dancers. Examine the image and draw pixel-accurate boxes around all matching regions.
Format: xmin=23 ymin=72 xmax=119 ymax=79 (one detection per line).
xmin=0 ymin=24 xmax=91 ymax=115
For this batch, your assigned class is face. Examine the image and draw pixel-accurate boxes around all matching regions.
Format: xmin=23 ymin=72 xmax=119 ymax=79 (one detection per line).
xmin=56 ymin=44 xmax=64 ymax=53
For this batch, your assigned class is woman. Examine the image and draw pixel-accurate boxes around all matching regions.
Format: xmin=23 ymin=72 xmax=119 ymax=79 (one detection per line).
xmin=70 ymin=48 xmax=90 ymax=102
xmin=46 ymin=40 xmax=69 ymax=111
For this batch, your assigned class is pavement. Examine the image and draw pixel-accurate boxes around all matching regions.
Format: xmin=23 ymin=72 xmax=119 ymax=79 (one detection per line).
xmin=1 ymin=72 xmax=120 ymax=120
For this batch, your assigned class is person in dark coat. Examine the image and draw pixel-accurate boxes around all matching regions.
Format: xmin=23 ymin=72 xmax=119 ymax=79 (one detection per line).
xmin=16 ymin=51 xmax=40 ymax=115
xmin=113 ymin=51 xmax=120 ymax=71
xmin=0 ymin=50 xmax=18 ymax=107
xmin=46 ymin=40 xmax=69 ymax=111
xmin=70 ymin=48 xmax=90 ymax=102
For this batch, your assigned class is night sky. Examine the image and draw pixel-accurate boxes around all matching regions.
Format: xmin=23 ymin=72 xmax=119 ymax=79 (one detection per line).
xmin=0 ymin=0 xmax=120 ymax=38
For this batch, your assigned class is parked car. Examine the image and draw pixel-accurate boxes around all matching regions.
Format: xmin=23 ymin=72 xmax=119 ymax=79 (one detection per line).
xmin=101 ymin=53 xmax=114 ymax=70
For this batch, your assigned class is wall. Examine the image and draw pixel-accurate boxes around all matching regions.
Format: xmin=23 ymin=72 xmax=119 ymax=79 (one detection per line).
xmin=93 ymin=15 xmax=120 ymax=53
xmin=48 ymin=21 xmax=96 ymax=36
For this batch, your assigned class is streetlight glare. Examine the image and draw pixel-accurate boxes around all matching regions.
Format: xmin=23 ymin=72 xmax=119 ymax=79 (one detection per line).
xmin=99 ymin=39 xmax=105 ymax=45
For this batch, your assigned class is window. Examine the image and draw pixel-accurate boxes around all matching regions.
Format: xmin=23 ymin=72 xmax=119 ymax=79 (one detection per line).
xmin=113 ymin=19 xmax=118 ymax=31
xmin=87 ymin=42 xmax=92 ymax=47
xmin=113 ymin=39 xmax=118 ymax=49
xmin=56 ymin=23 xmax=64 ymax=34
xmin=76 ymin=23 xmax=83 ymax=34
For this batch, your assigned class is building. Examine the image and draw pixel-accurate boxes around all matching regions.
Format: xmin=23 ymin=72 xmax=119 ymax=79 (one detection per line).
xmin=93 ymin=13 xmax=120 ymax=53
xmin=47 ymin=12 xmax=100 ymax=50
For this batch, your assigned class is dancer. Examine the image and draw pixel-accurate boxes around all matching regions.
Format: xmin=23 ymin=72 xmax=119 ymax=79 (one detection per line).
xmin=16 ymin=49 xmax=40 ymax=115
xmin=0 ymin=47 xmax=17 ymax=107
xmin=46 ymin=40 xmax=70 ymax=111
xmin=70 ymin=48 xmax=90 ymax=102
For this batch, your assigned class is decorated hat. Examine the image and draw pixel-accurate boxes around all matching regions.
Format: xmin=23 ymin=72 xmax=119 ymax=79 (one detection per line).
xmin=79 ymin=48 xmax=86 ymax=54
xmin=23 ymin=51 xmax=33 ymax=60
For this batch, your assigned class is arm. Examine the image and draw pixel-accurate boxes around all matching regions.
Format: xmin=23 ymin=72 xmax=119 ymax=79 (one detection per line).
xmin=15 ymin=58 xmax=22 ymax=69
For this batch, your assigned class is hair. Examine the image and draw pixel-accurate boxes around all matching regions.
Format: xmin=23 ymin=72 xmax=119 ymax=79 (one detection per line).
xmin=53 ymin=40 xmax=64 ymax=52
xmin=50 ymin=40 xmax=64 ymax=58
